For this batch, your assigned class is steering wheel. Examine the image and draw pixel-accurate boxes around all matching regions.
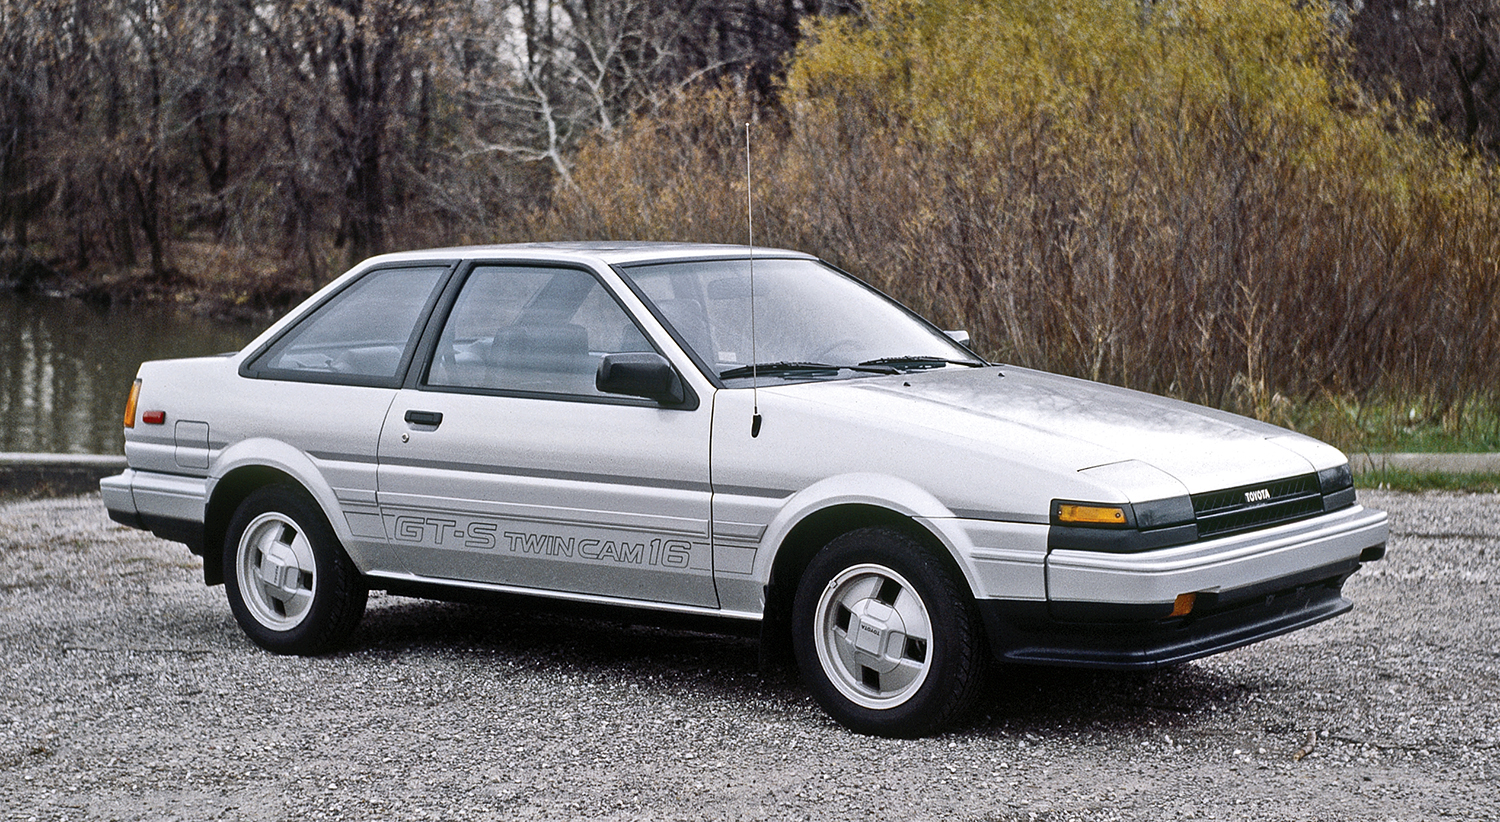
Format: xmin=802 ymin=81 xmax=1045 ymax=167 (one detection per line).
xmin=810 ymin=337 xmax=862 ymax=362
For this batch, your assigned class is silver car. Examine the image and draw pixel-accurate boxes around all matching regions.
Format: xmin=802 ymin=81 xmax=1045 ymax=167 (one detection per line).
xmin=101 ymin=242 xmax=1388 ymax=736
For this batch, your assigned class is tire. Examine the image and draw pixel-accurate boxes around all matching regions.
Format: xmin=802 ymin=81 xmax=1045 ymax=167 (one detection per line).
xmin=792 ymin=527 xmax=985 ymax=737
xmin=223 ymin=484 xmax=367 ymax=655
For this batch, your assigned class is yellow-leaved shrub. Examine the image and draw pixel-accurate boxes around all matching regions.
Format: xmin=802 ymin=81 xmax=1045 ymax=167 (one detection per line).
xmin=544 ymin=0 xmax=1500 ymax=443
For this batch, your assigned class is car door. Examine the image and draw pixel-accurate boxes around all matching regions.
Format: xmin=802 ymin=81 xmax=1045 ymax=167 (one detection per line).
xmin=374 ymin=262 xmax=717 ymax=608
xmin=237 ymin=262 xmax=452 ymax=572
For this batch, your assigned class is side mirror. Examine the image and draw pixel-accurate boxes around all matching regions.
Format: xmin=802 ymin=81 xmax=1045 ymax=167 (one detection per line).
xmin=944 ymin=330 xmax=972 ymax=347
xmin=596 ymin=353 xmax=686 ymax=405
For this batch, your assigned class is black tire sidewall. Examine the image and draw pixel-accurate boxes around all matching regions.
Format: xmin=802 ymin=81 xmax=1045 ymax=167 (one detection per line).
xmin=223 ymin=484 xmax=366 ymax=655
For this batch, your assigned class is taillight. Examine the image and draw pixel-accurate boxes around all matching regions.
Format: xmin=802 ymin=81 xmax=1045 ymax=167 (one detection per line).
xmin=123 ymin=379 xmax=141 ymax=429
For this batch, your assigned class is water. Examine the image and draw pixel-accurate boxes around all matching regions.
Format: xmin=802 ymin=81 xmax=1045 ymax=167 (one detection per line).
xmin=0 ymin=291 xmax=262 ymax=455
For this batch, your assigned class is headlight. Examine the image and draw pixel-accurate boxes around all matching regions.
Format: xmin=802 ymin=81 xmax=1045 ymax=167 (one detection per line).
xmin=1318 ymin=463 xmax=1356 ymax=512
xmin=1317 ymin=463 xmax=1353 ymax=494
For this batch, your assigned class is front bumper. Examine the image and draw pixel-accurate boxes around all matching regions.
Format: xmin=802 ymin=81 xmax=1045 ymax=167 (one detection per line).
xmin=979 ymin=503 xmax=1388 ymax=669
xmin=978 ymin=557 xmax=1361 ymax=669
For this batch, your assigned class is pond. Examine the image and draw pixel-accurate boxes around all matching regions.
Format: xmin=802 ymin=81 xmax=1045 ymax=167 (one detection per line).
xmin=0 ymin=291 xmax=262 ymax=455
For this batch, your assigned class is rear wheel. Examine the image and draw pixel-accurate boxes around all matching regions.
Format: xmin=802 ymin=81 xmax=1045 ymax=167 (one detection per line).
xmin=223 ymin=485 xmax=367 ymax=655
xmin=792 ymin=527 xmax=985 ymax=737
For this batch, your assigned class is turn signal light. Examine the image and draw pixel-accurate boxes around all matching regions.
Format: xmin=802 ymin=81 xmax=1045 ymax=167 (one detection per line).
xmin=123 ymin=379 xmax=141 ymax=429
xmin=1170 ymin=592 xmax=1197 ymax=618
xmin=1057 ymin=504 xmax=1127 ymax=525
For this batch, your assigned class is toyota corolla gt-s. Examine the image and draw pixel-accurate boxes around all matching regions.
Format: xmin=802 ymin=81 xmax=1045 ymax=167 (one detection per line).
xmin=101 ymin=242 xmax=1388 ymax=737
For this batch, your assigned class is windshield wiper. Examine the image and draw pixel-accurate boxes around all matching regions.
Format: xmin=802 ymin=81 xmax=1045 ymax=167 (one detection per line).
xmin=858 ymin=355 xmax=986 ymax=370
xmin=718 ymin=361 xmax=897 ymax=381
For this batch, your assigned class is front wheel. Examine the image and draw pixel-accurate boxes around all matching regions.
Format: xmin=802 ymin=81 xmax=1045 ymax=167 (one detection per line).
xmin=792 ymin=527 xmax=985 ymax=737
xmin=223 ymin=485 xmax=367 ymax=655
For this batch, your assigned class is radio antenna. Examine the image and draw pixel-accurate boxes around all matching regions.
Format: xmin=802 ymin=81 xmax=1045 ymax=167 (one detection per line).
xmin=746 ymin=122 xmax=762 ymax=438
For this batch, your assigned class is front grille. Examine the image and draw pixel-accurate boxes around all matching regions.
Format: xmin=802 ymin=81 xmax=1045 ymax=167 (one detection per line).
xmin=1192 ymin=473 xmax=1323 ymax=538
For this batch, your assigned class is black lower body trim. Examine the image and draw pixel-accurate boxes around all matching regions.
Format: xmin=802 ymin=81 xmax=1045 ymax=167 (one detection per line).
xmin=106 ymin=507 xmax=146 ymax=530
xmin=138 ymin=513 xmax=205 ymax=556
xmin=375 ymin=577 xmax=762 ymax=638
xmin=977 ymin=569 xmax=1357 ymax=670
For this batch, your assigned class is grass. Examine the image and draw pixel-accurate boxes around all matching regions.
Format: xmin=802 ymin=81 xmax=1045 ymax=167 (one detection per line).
xmin=1263 ymin=398 xmax=1500 ymax=491
xmin=1275 ymin=397 xmax=1500 ymax=456
xmin=1355 ymin=469 xmax=1500 ymax=493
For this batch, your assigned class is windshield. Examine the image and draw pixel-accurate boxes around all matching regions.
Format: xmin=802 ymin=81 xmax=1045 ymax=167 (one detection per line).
xmin=619 ymin=257 xmax=984 ymax=383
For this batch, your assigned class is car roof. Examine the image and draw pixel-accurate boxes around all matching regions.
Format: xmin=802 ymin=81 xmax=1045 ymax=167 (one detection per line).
xmin=358 ymin=241 xmax=816 ymax=268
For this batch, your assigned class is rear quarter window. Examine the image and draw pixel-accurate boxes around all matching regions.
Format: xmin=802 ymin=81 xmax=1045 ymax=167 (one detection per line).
xmin=245 ymin=265 xmax=449 ymax=386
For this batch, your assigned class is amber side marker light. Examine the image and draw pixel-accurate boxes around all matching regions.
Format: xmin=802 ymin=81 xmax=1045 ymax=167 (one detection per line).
xmin=1170 ymin=592 xmax=1197 ymax=618
xmin=122 ymin=379 xmax=141 ymax=429
xmin=1057 ymin=503 xmax=1127 ymax=526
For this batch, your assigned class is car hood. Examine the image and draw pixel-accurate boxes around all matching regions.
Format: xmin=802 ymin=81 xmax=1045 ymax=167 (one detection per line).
xmin=769 ymin=365 xmax=1342 ymax=499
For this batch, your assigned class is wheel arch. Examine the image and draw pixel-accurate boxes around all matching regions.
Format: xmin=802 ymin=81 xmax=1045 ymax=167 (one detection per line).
xmin=203 ymin=465 xmax=303 ymax=586
xmin=204 ymin=438 xmax=356 ymax=579
xmin=759 ymin=501 xmax=979 ymax=671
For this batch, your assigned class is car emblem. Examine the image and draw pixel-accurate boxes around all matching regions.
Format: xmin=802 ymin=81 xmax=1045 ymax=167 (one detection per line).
xmin=1245 ymin=488 xmax=1272 ymax=504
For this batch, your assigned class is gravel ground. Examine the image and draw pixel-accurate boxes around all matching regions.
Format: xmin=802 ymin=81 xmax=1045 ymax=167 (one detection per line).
xmin=1 ymin=490 xmax=1496 ymax=821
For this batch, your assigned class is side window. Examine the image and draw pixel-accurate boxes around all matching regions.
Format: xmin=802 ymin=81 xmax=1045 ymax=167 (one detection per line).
xmin=249 ymin=266 xmax=447 ymax=385
xmin=427 ymin=265 xmax=652 ymax=397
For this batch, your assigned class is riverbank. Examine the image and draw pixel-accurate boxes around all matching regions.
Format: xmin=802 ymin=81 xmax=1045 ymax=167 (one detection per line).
xmin=0 ymin=454 xmax=127 ymax=498
xmin=3 ymin=244 xmax=315 ymax=323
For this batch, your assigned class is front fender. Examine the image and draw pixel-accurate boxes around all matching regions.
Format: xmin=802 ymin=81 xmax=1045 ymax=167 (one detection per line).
xmin=752 ymin=473 xmax=983 ymax=594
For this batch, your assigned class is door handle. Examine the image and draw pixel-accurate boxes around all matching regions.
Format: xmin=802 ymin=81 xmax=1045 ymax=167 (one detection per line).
xmin=404 ymin=410 xmax=444 ymax=427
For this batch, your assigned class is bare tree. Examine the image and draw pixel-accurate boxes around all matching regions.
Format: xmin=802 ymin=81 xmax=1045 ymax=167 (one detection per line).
xmin=447 ymin=0 xmax=850 ymax=188
xmin=248 ymin=0 xmax=447 ymax=267
xmin=1350 ymin=0 xmax=1500 ymax=153
xmin=0 ymin=0 xmax=48 ymax=250
xmin=3 ymin=0 xmax=853 ymax=288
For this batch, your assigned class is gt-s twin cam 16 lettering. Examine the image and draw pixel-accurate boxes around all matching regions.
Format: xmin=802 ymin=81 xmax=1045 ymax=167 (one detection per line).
xmin=390 ymin=514 xmax=695 ymax=569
